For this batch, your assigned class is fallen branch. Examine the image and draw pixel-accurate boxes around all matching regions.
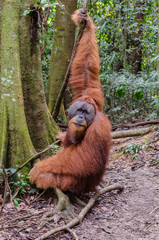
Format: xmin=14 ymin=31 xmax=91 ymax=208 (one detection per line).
xmin=35 ymin=183 xmax=124 ymax=240
xmin=111 ymin=126 xmax=158 ymax=139
xmin=112 ymin=120 xmax=159 ymax=130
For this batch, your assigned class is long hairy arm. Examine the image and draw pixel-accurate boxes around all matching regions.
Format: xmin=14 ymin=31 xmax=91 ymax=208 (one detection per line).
xmin=69 ymin=9 xmax=104 ymax=111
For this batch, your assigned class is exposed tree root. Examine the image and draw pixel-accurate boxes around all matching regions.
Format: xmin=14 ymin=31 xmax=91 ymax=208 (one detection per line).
xmin=39 ymin=190 xmax=86 ymax=227
xmin=67 ymin=227 xmax=79 ymax=240
xmin=54 ymin=188 xmax=76 ymax=216
xmin=39 ymin=189 xmax=86 ymax=230
xmin=67 ymin=192 xmax=86 ymax=207
xmin=39 ymin=188 xmax=78 ymax=229
xmin=35 ymin=183 xmax=124 ymax=240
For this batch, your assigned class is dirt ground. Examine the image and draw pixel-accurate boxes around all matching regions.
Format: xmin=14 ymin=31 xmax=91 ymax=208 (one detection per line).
xmin=0 ymin=128 xmax=159 ymax=240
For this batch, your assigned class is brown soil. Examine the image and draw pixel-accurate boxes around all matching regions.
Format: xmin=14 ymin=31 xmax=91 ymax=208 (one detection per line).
xmin=0 ymin=129 xmax=159 ymax=240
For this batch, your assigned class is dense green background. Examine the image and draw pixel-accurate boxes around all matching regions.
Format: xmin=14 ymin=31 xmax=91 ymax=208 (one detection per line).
xmin=41 ymin=0 xmax=159 ymax=123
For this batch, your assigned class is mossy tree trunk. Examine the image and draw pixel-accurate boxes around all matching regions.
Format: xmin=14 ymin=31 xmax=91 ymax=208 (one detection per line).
xmin=0 ymin=0 xmax=57 ymax=171
xmin=157 ymin=0 xmax=159 ymax=72
xmin=0 ymin=0 xmax=2 ymax=67
xmin=46 ymin=0 xmax=77 ymax=119
xmin=0 ymin=0 xmax=35 ymax=170
xmin=20 ymin=0 xmax=58 ymax=152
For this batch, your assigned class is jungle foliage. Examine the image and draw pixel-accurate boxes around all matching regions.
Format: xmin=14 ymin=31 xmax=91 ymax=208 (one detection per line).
xmin=40 ymin=0 xmax=159 ymax=123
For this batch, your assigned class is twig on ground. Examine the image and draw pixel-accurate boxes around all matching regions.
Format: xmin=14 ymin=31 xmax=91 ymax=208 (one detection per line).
xmin=31 ymin=190 xmax=47 ymax=203
xmin=6 ymin=176 xmax=16 ymax=210
xmin=35 ymin=183 xmax=124 ymax=240
xmin=4 ymin=223 xmax=31 ymax=229
xmin=6 ymin=211 xmax=44 ymax=224
xmin=149 ymin=206 xmax=159 ymax=215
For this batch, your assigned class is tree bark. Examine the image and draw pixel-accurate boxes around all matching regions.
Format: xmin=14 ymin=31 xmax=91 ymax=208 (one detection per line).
xmin=0 ymin=0 xmax=58 ymax=171
xmin=130 ymin=0 xmax=145 ymax=74
xmin=0 ymin=0 xmax=3 ymax=74
xmin=0 ymin=0 xmax=36 ymax=170
xmin=157 ymin=0 xmax=159 ymax=71
xmin=119 ymin=0 xmax=127 ymax=69
xmin=46 ymin=0 xmax=77 ymax=117
xmin=19 ymin=0 xmax=58 ymax=152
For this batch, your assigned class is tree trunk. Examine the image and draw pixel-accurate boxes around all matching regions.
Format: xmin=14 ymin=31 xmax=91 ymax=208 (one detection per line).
xmin=0 ymin=0 xmax=2 ymax=72
xmin=46 ymin=0 xmax=77 ymax=117
xmin=0 ymin=0 xmax=57 ymax=171
xmin=130 ymin=0 xmax=145 ymax=74
xmin=0 ymin=0 xmax=35 ymax=170
xmin=19 ymin=0 xmax=58 ymax=152
xmin=157 ymin=0 xmax=159 ymax=71
xmin=118 ymin=0 xmax=126 ymax=70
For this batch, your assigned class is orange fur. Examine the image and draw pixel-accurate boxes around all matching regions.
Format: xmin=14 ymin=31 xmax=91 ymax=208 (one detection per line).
xmin=70 ymin=10 xmax=104 ymax=111
xmin=29 ymin=110 xmax=111 ymax=193
xmin=29 ymin=10 xmax=112 ymax=193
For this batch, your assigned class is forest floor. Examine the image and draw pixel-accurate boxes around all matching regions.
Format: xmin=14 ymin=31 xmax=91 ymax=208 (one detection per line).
xmin=0 ymin=125 xmax=159 ymax=240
